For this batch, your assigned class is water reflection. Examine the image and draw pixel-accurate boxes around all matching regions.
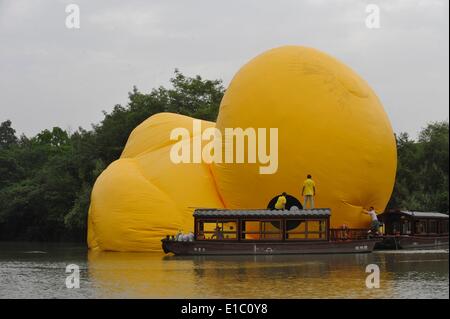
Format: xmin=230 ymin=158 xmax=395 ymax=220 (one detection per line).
xmin=0 ymin=242 xmax=447 ymax=299
xmin=88 ymin=251 xmax=396 ymax=298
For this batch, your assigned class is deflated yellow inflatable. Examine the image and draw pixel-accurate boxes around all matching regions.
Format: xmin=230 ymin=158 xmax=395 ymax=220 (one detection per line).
xmin=88 ymin=46 xmax=397 ymax=252
xmin=88 ymin=113 xmax=224 ymax=251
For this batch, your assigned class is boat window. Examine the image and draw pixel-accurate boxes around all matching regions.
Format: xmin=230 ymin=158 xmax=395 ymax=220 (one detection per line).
xmin=391 ymin=222 xmax=401 ymax=234
xmin=286 ymin=219 xmax=327 ymax=240
xmin=428 ymin=220 xmax=438 ymax=234
xmin=287 ymin=221 xmax=306 ymax=239
xmin=439 ymin=220 xmax=448 ymax=234
xmin=197 ymin=220 xmax=237 ymax=240
xmin=414 ymin=220 xmax=427 ymax=234
xmin=402 ymin=220 xmax=411 ymax=235
xmin=241 ymin=220 xmax=282 ymax=240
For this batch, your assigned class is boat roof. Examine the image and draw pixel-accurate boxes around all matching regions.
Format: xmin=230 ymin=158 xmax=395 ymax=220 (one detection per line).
xmin=193 ymin=208 xmax=331 ymax=218
xmin=383 ymin=210 xmax=449 ymax=219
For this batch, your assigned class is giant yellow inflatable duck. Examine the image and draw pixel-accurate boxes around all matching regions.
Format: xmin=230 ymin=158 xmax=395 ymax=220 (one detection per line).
xmin=88 ymin=46 xmax=397 ymax=252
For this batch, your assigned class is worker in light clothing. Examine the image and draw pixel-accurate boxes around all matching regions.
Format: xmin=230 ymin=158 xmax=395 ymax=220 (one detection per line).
xmin=363 ymin=206 xmax=380 ymax=234
xmin=301 ymin=175 xmax=316 ymax=209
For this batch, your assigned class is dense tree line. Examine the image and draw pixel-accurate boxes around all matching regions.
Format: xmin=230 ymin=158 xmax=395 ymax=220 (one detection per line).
xmin=0 ymin=71 xmax=448 ymax=242
xmin=389 ymin=121 xmax=449 ymax=214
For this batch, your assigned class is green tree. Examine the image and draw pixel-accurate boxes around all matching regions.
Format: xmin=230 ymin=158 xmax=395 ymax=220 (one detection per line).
xmin=0 ymin=120 xmax=18 ymax=149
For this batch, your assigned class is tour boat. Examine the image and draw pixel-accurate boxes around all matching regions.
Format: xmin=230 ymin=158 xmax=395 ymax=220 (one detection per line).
xmin=161 ymin=208 xmax=379 ymax=255
xmin=376 ymin=210 xmax=449 ymax=250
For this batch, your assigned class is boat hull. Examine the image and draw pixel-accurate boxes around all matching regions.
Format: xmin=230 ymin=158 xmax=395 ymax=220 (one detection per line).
xmin=162 ymin=239 xmax=378 ymax=255
xmin=375 ymin=235 xmax=449 ymax=250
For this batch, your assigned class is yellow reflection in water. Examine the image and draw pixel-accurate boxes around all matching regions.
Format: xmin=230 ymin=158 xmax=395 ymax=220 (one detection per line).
xmin=88 ymin=251 xmax=394 ymax=298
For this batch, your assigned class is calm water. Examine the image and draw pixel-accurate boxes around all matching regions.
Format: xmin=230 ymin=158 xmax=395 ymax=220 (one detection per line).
xmin=0 ymin=242 xmax=448 ymax=299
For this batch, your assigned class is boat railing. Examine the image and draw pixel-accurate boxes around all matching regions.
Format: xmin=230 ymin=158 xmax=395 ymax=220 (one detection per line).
xmin=329 ymin=228 xmax=369 ymax=241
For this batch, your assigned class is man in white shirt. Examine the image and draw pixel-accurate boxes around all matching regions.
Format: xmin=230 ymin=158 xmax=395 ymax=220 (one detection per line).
xmin=363 ymin=206 xmax=380 ymax=234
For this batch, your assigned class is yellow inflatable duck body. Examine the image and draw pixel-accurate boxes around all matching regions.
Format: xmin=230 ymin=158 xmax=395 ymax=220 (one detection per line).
xmin=88 ymin=46 xmax=397 ymax=252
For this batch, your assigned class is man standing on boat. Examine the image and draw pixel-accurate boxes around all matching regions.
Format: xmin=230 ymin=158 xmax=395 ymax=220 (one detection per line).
xmin=363 ymin=206 xmax=380 ymax=235
xmin=302 ymin=174 xmax=316 ymax=209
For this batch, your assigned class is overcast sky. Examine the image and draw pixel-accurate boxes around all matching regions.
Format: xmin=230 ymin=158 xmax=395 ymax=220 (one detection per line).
xmin=0 ymin=0 xmax=448 ymax=138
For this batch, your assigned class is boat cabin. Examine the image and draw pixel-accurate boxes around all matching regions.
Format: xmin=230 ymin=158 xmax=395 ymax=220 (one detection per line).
xmin=193 ymin=208 xmax=331 ymax=242
xmin=378 ymin=210 xmax=449 ymax=237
